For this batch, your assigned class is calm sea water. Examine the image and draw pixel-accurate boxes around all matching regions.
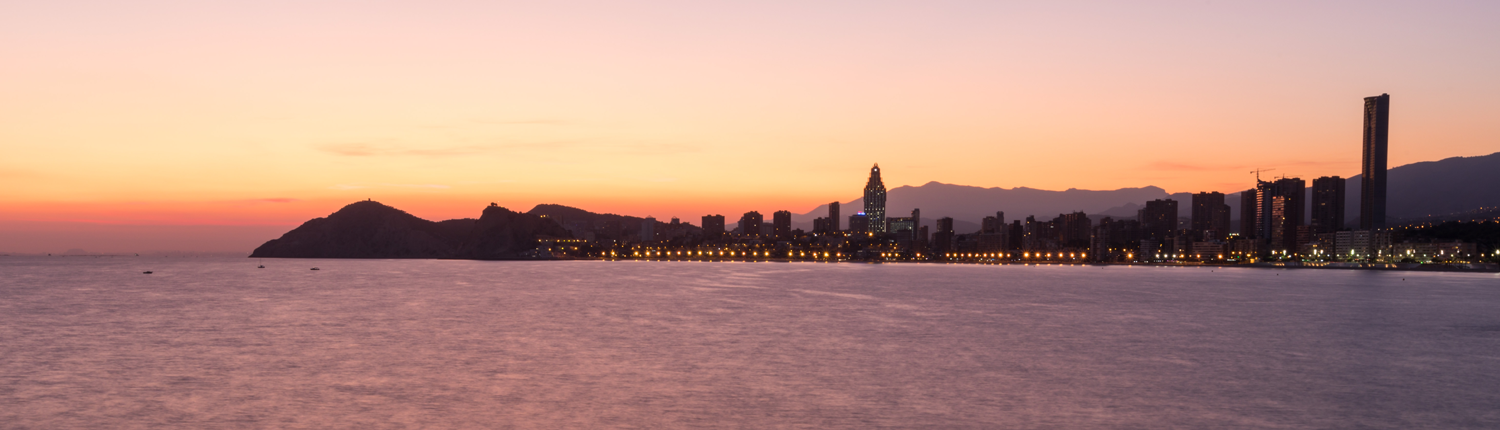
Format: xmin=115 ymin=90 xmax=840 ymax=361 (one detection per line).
xmin=2 ymin=257 xmax=1499 ymax=429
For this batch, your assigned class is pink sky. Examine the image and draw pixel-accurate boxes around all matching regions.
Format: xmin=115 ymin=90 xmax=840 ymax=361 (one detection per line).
xmin=3 ymin=1 xmax=1498 ymax=253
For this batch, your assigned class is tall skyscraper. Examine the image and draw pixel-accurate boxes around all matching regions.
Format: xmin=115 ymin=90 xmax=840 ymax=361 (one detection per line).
xmin=829 ymin=201 xmax=840 ymax=232
xmin=1311 ymin=176 xmax=1345 ymax=234
xmin=701 ymin=214 xmax=725 ymax=238
xmin=1191 ymin=192 xmax=1230 ymax=240
xmin=864 ymin=164 xmax=887 ymax=233
xmin=741 ymin=211 xmax=763 ymax=237
xmin=772 ymin=210 xmax=792 ymax=240
xmin=1361 ymin=93 xmax=1390 ymax=230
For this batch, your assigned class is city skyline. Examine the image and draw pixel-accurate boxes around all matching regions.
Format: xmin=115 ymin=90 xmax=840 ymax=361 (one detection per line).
xmin=4 ymin=1 xmax=1500 ymax=252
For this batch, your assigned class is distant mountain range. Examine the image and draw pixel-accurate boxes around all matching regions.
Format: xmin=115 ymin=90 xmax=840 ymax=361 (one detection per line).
xmin=796 ymin=152 xmax=1500 ymax=233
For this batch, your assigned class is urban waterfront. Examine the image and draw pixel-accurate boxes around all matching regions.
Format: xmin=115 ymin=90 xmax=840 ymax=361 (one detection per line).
xmin=4 ymin=257 xmax=1499 ymax=428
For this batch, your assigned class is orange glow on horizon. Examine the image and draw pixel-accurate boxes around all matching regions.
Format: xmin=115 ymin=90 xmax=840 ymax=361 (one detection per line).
xmin=3 ymin=2 xmax=1499 ymax=252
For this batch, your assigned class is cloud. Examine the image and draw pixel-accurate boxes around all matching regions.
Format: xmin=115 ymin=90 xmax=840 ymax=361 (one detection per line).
xmin=1143 ymin=161 xmax=1246 ymax=172
xmin=251 ymin=198 xmax=299 ymax=203
xmin=314 ymin=140 xmax=696 ymax=158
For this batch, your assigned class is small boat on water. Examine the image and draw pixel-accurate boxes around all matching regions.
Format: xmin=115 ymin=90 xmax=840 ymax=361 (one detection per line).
xmin=142 ymin=271 xmax=153 ymax=274
xmin=310 ymin=267 xmax=320 ymax=271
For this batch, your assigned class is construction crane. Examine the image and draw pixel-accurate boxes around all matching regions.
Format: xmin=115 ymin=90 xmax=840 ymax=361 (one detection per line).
xmin=1250 ymin=168 xmax=1276 ymax=182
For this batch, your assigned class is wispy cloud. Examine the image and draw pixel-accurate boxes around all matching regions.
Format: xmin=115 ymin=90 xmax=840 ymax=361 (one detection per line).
xmin=1143 ymin=161 xmax=1246 ymax=172
xmin=1143 ymin=159 xmax=1346 ymax=174
xmin=314 ymin=140 xmax=695 ymax=157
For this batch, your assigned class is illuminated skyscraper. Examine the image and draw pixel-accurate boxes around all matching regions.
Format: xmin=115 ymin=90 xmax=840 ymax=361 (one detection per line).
xmin=1361 ymin=94 xmax=1390 ymax=230
xmin=864 ymin=164 xmax=887 ymax=233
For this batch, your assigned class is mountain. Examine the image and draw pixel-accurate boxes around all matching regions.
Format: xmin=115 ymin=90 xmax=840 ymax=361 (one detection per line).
xmin=250 ymin=201 xmax=571 ymax=259
xmin=798 ymin=152 xmax=1500 ymax=233
xmin=1344 ymin=152 xmax=1500 ymax=222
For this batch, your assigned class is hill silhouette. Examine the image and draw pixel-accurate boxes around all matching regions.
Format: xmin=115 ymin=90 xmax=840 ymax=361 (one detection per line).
xmin=250 ymin=201 xmax=571 ymax=259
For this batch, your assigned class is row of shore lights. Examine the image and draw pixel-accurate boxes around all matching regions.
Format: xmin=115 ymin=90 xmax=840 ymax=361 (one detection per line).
xmin=609 ymin=249 xmax=1094 ymax=260
xmin=616 ymin=250 xmax=842 ymax=258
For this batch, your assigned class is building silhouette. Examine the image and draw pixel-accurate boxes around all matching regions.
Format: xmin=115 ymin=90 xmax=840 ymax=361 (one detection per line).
xmin=848 ymin=213 xmax=869 ymax=234
xmin=701 ymin=214 xmax=725 ymax=238
xmin=829 ymin=201 xmax=840 ymax=232
xmin=1057 ymin=211 xmax=1092 ymax=249
xmin=1140 ymin=199 xmax=1178 ymax=243
xmin=641 ymin=216 xmax=656 ymax=242
xmin=864 ymin=164 xmax=887 ymax=233
xmin=740 ymin=211 xmax=763 ymax=237
xmin=1259 ymin=178 xmax=1305 ymax=252
xmin=1311 ymin=176 xmax=1345 ymax=234
xmin=1240 ymin=189 xmax=1259 ymax=239
xmin=772 ymin=210 xmax=792 ymax=240
xmin=1191 ymin=192 xmax=1231 ymax=240
xmin=933 ymin=217 xmax=955 ymax=254
xmin=1361 ymin=93 xmax=1390 ymax=230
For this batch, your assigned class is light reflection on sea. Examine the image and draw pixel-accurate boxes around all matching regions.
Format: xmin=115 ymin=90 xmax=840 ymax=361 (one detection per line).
xmin=2 ymin=257 xmax=1499 ymax=428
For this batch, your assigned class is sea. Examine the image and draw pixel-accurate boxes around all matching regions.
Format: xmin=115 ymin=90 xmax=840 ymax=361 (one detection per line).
xmin=2 ymin=256 xmax=1499 ymax=429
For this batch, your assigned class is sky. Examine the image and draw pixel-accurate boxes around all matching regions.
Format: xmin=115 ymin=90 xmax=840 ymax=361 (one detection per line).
xmin=3 ymin=1 xmax=1498 ymax=252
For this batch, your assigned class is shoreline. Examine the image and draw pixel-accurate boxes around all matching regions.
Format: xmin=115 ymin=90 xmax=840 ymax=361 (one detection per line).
xmin=233 ymin=255 xmax=1500 ymax=272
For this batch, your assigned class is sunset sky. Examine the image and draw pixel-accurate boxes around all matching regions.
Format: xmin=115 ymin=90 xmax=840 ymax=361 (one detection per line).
xmin=3 ymin=1 xmax=1498 ymax=252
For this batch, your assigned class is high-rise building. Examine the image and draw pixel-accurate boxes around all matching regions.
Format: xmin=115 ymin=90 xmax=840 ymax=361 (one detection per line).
xmin=740 ymin=211 xmax=763 ymax=237
xmin=864 ymin=164 xmax=887 ymax=233
xmin=848 ymin=213 xmax=870 ymax=234
xmin=1361 ymin=93 xmax=1390 ymax=230
xmin=1311 ymin=176 xmax=1345 ymax=234
xmin=1191 ymin=192 xmax=1231 ymax=240
xmin=1140 ymin=199 xmax=1178 ymax=243
xmin=772 ymin=210 xmax=792 ymax=240
xmin=829 ymin=201 xmax=841 ymax=232
xmin=702 ymin=214 xmax=725 ymax=239
xmin=1240 ymin=189 xmax=1259 ymax=239
xmin=641 ymin=216 xmax=656 ymax=242
xmin=1259 ymin=178 xmax=1306 ymax=251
